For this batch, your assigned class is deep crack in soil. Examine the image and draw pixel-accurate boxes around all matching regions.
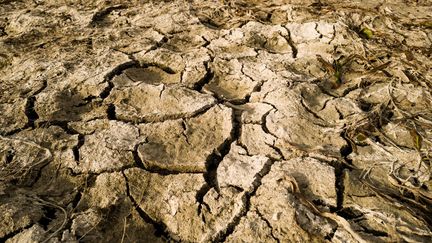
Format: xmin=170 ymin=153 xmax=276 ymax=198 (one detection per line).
xmin=1 ymin=0 xmax=432 ymax=242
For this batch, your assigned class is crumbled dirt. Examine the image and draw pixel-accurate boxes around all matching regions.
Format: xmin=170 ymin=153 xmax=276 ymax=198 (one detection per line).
xmin=1 ymin=0 xmax=432 ymax=242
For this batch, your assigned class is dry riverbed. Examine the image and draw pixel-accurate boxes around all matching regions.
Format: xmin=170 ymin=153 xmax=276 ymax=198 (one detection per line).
xmin=1 ymin=0 xmax=432 ymax=242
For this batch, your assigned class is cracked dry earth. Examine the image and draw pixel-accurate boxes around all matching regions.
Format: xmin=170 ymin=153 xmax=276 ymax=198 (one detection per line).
xmin=1 ymin=0 xmax=432 ymax=242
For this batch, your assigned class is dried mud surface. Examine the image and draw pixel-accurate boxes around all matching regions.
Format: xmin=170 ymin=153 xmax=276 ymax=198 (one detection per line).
xmin=1 ymin=0 xmax=432 ymax=242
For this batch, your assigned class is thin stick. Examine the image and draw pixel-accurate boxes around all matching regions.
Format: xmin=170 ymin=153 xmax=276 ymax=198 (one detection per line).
xmin=30 ymin=197 xmax=68 ymax=243
xmin=121 ymin=217 xmax=127 ymax=243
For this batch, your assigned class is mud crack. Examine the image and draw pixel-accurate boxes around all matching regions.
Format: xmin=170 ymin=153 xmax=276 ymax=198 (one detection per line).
xmin=193 ymin=60 xmax=215 ymax=92
xmin=90 ymin=4 xmax=126 ymax=27
xmin=24 ymin=96 xmax=39 ymax=129
xmin=213 ymin=158 xmax=278 ymax=242
xmin=22 ymin=80 xmax=48 ymax=130
xmin=260 ymin=107 xmax=286 ymax=159
xmin=72 ymin=134 xmax=85 ymax=162
xmin=256 ymin=209 xmax=281 ymax=243
xmin=282 ymin=27 xmax=298 ymax=59
xmin=0 ymin=224 xmax=34 ymax=242
xmin=121 ymin=171 xmax=174 ymax=241
xmin=100 ymin=61 xmax=139 ymax=99
xmin=196 ymin=108 xmax=240 ymax=214
xmin=336 ymin=131 xmax=355 ymax=211
xmin=106 ymin=104 xmax=116 ymax=120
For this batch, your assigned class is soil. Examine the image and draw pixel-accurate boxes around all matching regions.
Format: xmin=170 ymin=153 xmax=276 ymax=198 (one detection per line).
xmin=1 ymin=0 xmax=432 ymax=242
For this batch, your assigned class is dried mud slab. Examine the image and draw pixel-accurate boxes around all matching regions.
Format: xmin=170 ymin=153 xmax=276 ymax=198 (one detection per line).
xmin=137 ymin=105 xmax=233 ymax=172
xmin=0 ymin=194 xmax=44 ymax=239
xmin=107 ymin=82 xmax=216 ymax=123
xmin=261 ymin=85 xmax=347 ymax=158
xmin=70 ymin=120 xmax=140 ymax=173
xmin=1 ymin=0 xmax=432 ymax=242
xmin=204 ymin=58 xmax=257 ymax=101
xmin=66 ymin=171 xmax=163 ymax=242
xmin=112 ymin=66 xmax=181 ymax=87
xmin=0 ymin=136 xmax=51 ymax=186
xmin=248 ymin=158 xmax=338 ymax=242
xmin=0 ymin=100 xmax=28 ymax=135
xmin=135 ymin=46 xmax=212 ymax=88
xmin=124 ymin=168 xmax=207 ymax=241
xmin=217 ymin=143 xmax=270 ymax=191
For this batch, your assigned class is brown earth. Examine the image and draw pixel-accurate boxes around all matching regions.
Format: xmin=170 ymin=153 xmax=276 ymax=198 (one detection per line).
xmin=1 ymin=0 xmax=432 ymax=242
